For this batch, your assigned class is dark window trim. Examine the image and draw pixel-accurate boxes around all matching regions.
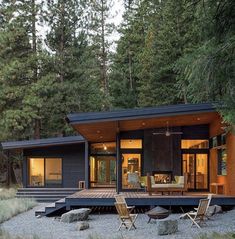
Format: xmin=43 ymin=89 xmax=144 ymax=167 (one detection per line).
xmin=27 ymin=156 xmax=63 ymax=188
xmin=217 ymin=148 xmax=227 ymax=176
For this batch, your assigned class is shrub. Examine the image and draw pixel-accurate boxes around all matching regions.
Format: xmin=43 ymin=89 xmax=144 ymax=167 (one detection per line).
xmin=0 ymin=198 xmax=37 ymax=223
xmin=196 ymin=233 xmax=235 ymax=239
xmin=0 ymin=229 xmax=39 ymax=239
xmin=0 ymin=189 xmax=16 ymax=200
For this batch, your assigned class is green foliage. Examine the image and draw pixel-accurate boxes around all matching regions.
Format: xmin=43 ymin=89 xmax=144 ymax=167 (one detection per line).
xmin=0 ymin=0 xmax=234 ymax=140
xmin=0 ymin=230 xmax=40 ymax=239
xmin=0 ymin=188 xmax=16 ymax=200
xmin=0 ymin=198 xmax=37 ymax=223
xmin=195 ymin=232 xmax=235 ymax=239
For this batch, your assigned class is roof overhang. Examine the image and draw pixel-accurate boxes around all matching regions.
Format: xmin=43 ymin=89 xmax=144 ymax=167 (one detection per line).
xmin=66 ymin=103 xmax=219 ymax=142
xmin=1 ymin=136 xmax=85 ymax=150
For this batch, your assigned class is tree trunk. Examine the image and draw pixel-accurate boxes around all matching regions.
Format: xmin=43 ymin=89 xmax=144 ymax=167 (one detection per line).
xmin=32 ymin=0 xmax=41 ymax=139
xmin=101 ymin=0 xmax=108 ymax=96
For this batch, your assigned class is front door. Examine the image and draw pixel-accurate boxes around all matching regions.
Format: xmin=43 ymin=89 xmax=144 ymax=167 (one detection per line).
xmin=182 ymin=153 xmax=208 ymax=190
xmin=90 ymin=156 xmax=116 ymax=187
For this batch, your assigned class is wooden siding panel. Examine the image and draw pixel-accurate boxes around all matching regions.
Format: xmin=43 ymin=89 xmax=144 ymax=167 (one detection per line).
xmin=209 ymin=117 xmax=235 ymax=195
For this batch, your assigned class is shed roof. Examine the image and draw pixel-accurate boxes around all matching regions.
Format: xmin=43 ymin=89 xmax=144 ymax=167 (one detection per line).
xmin=67 ymin=103 xmax=216 ymax=125
xmin=1 ymin=135 xmax=85 ymax=150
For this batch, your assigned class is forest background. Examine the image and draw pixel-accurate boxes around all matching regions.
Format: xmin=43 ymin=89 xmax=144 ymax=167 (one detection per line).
xmin=0 ymin=0 xmax=234 ymax=141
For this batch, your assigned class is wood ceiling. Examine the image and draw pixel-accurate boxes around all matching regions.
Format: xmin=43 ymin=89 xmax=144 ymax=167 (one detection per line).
xmin=73 ymin=112 xmax=219 ymax=142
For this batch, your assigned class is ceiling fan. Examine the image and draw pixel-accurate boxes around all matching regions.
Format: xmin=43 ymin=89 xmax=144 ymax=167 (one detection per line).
xmin=153 ymin=121 xmax=183 ymax=137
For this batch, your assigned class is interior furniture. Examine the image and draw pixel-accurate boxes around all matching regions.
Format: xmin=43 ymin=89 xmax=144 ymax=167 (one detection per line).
xmin=127 ymin=172 xmax=140 ymax=189
xmin=183 ymin=198 xmax=210 ymax=228
xmin=210 ymin=183 xmax=224 ymax=194
xmin=114 ymin=202 xmax=138 ymax=231
xmin=147 ymin=173 xmax=188 ymax=195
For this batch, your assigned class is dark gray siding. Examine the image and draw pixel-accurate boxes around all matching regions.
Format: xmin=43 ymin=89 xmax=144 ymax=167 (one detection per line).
xmin=23 ymin=144 xmax=85 ymax=188
xmin=143 ymin=128 xmax=181 ymax=176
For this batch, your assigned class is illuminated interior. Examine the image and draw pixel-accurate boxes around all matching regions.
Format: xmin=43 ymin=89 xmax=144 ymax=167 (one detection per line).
xmin=181 ymin=140 xmax=209 ymax=149
xmin=122 ymin=153 xmax=141 ymax=189
xmin=90 ymin=155 xmax=116 ymax=187
xmin=183 ymin=154 xmax=208 ymax=189
xmin=28 ymin=158 xmax=62 ymax=187
xmin=45 ymin=158 xmax=62 ymax=185
xmin=90 ymin=142 xmax=116 ymax=154
xmin=29 ymin=158 xmax=45 ymax=186
xmin=120 ymin=139 xmax=142 ymax=149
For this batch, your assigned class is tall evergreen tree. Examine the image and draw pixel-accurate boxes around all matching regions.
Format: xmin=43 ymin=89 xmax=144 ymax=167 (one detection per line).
xmin=0 ymin=0 xmax=49 ymax=140
xmin=88 ymin=0 xmax=115 ymax=109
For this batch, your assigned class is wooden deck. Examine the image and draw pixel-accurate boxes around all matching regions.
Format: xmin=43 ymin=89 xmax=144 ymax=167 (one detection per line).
xmin=66 ymin=189 xmax=235 ymax=207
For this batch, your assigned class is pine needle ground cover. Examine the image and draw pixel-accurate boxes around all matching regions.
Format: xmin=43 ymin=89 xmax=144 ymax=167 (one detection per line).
xmin=0 ymin=188 xmax=37 ymax=224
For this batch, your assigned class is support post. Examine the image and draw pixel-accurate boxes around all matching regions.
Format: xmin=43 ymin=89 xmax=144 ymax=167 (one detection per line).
xmin=7 ymin=150 xmax=11 ymax=187
xmin=116 ymin=133 xmax=121 ymax=194
xmin=85 ymin=140 xmax=89 ymax=189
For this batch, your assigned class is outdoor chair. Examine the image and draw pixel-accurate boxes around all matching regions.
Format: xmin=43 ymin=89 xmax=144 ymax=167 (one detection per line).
xmin=114 ymin=194 xmax=135 ymax=212
xmin=114 ymin=202 xmax=138 ymax=231
xmin=183 ymin=198 xmax=210 ymax=228
xmin=194 ymin=194 xmax=213 ymax=219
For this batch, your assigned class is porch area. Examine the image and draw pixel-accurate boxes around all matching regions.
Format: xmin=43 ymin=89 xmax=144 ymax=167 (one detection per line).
xmin=66 ymin=189 xmax=235 ymax=207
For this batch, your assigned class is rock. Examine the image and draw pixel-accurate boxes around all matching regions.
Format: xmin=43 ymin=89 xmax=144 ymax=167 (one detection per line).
xmin=60 ymin=208 xmax=91 ymax=223
xmin=76 ymin=222 xmax=89 ymax=231
xmin=208 ymin=205 xmax=222 ymax=216
xmin=157 ymin=219 xmax=178 ymax=235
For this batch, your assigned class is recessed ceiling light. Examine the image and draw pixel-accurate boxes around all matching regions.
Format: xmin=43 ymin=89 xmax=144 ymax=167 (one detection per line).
xmin=142 ymin=122 xmax=146 ymax=126
xmin=97 ymin=130 xmax=101 ymax=134
xmin=197 ymin=118 xmax=201 ymax=121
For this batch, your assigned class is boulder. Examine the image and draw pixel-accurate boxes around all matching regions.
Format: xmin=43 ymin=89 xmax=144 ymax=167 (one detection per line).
xmin=207 ymin=205 xmax=222 ymax=216
xmin=60 ymin=208 xmax=91 ymax=223
xmin=157 ymin=219 xmax=178 ymax=235
xmin=76 ymin=222 xmax=89 ymax=231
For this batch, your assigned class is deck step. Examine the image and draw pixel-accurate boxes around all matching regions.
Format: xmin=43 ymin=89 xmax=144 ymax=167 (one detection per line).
xmin=17 ymin=188 xmax=79 ymax=203
xmin=35 ymin=198 xmax=67 ymax=217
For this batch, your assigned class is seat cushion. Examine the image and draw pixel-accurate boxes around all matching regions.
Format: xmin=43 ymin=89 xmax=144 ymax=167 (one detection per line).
xmin=152 ymin=184 xmax=184 ymax=188
xmin=178 ymin=176 xmax=184 ymax=185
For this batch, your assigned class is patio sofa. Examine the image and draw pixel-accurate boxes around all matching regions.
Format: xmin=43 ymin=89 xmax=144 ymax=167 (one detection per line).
xmin=146 ymin=173 xmax=188 ymax=195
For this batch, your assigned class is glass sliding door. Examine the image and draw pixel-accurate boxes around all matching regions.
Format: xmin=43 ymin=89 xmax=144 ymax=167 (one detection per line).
xmin=196 ymin=154 xmax=208 ymax=190
xmin=28 ymin=158 xmax=45 ymax=187
xmin=90 ymin=156 xmax=116 ymax=187
xmin=45 ymin=158 xmax=62 ymax=187
xmin=183 ymin=153 xmax=208 ymax=190
xmin=122 ymin=153 xmax=141 ymax=189
xmin=28 ymin=157 xmax=62 ymax=187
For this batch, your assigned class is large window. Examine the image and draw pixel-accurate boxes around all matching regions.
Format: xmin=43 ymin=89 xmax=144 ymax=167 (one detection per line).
xmin=218 ymin=148 xmax=227 ymax=176
xmin=181 ymin=140 xmax=209 ymax=149
xmin=28 ymin=158 xmax=62 ymax=187
xmin=29 ymin=158 xmax=44 ymax=187
xmin=121 ymin=139 xmax=142 ymax=189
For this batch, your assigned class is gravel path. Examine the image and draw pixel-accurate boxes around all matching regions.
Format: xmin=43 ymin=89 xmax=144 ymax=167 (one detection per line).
xmin=1 ymin=204 xmax=235 ymax=239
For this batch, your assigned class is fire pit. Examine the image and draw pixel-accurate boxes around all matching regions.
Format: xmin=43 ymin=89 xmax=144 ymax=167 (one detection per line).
xmin=146 ymin=206 xmax=170 ymax=223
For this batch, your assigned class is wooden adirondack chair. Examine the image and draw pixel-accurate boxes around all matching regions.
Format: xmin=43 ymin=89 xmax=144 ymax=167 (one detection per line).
xmin=114 ymin=202 xmax=138 ymax=231
xmin=114 ymin=194 xmax=135 ymax=212
xmin=185 ymin=198 xmax=210 ymax=228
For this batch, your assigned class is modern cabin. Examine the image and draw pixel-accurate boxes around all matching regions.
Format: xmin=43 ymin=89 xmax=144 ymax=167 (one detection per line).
xmin=1 ymin=103 xmax=235 ymax=197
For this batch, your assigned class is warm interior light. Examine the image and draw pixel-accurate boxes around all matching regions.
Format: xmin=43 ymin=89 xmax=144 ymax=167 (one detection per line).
xmin=103 ymin=144 xmax=107 ymax=150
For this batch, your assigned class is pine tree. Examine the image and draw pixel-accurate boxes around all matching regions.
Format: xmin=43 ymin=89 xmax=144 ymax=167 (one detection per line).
xmin=88 ymin=0 xmax=115 ymax=109
xmin=0 ymin=0 xmax=49 ymax=140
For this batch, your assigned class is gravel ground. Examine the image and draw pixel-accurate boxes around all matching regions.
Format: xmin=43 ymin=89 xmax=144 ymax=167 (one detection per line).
xmin=1 ymin=204 xmax=235 ymax=239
